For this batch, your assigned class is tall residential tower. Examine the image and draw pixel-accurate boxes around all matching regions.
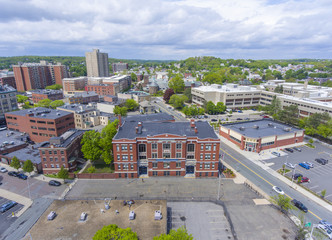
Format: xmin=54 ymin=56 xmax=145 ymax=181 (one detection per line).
xmin=85 ymin=49 xmax=109 ymax=77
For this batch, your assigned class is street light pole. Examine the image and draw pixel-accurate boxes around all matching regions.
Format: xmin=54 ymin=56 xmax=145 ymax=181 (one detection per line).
xmin=291 ymin=165 xmax=296 ymax=188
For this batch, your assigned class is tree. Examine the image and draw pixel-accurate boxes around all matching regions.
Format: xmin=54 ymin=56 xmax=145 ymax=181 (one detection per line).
xmin=202 ymin=72 xmax=223 ymax=84
xmin=278 ymin=104 xmax=299 ymax=125
xmin=113 ymin=106 xmax=128 ymax=116
xmin=153 ymin=226 xmax=193 ymax=240
xmin=163 ymin=88 xmax=175 ymax=103
xmin=81 ymin=130 xmax=103 ymax=162
xmin=93 ymin=224 xmax=138 ymax=240
xmin=58 ymin=166 xmax=69 ymax=183
xmin=34 ymin=98 xmax=52 ymax=108
xmin=183 ymin=88 xmax=192 ymax=102
xmin=17 ymin=95 xmax=29 ymax=103
xmin=99 ymin=119 xmax=119 ymax=165
xmin=168 ymin=74 xmax=185 ymax=93
xmin=125 ymin=99 xmax=139 ymax=111
xmin=131 ymin=72 xmax=137 ymax=82
xmin=321 ymin=189 xmax=326 ymax=198
xmin=216 ymin=102 xmax=226 ymax=113
xmin=169 ymin=95 xmax=188 ymax=109
xmin=22 ymin=160 xmax=34 ymax=175
xmin=50 ymin=100 xmax=65 ymax=109
xmin=45 ymin=84 xmax=62 ymax=90
xmin=22 ymin=101 xmax=33 ymax=109
xmin=10 ymin=156 xmax=21 ymax=170
xmin=206 ymin=101 xmax=216 ymax=114
xmin=270 ymin=194 xmax=295 ymax=214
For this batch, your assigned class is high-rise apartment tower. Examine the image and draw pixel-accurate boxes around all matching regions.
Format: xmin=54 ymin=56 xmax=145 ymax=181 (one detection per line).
xmin=85 ymin=49 xmax=109 ymax=77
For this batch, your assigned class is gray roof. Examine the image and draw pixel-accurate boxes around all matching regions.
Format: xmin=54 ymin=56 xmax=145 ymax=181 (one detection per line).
xmin=7 ymin=107 xmax=73 ymax=119
xmin=58 ymin=104 xmax=97 ymax=113
xmin=114 ymin=121 xmax=218 ymax=140
xmin=40 ymin=129 xmax=85 ymax=148
xmin=6 ymin=143 xmax=44 ymax=164
xmin=222 ymin=119 xmax=303 ymax=139
xmin=0 ymin=85 xmax=16 ymax=93
xmin=124 ymin=113 xmax=174 ymax=122
xmin=72 ymin=91 xmax=98 ymax=97
xmin=0 ymin=129 xmax=27 ymax=151
xmin=31 ymin=89 xmax=63 ymax=95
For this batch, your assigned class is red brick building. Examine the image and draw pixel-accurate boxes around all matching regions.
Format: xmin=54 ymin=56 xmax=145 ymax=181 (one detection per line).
xmin=39 ymin=129 xmax=85 ymax=174
xmin=31 ymin=89 xmax=64 ymax=103
xmin=113 ymin=119 xmax=220 ymax=178
xmin=68 ymin=91 xmax=99 ymax=104
xmin=219 ymin=119 xmax=304 ymax=153
xmin=13 ymin=61 xmax=68 ymax=91
xmin=85 ymin=83 xmax=119 ymax=96
xmin=5 ymin=108 xmax=74 ymax=143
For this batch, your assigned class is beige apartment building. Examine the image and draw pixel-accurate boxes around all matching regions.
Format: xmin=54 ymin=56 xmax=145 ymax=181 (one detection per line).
xmin=62 ymin=77 xmax=88 ymax=95
xmin=192 ymin=83 xmax=332 ymax=117
xmin=85 ymin=49 xmax=109 ymax=77
xmin=57 ymin=103 xmax=112 ymax=129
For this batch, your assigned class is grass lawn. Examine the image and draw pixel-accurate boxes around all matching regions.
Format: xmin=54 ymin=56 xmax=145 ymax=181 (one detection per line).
xmin=305 ymin=143 xmax=315 ymax=148
xmin=83 ymin=162 xmax=114 ymax=173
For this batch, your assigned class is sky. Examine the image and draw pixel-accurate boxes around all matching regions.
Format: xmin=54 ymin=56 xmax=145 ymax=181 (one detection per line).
xmin=0 ymin=0 xmax=332 ymax=60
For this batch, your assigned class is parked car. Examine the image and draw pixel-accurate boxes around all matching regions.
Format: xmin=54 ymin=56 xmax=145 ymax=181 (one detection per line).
xmin=319 ymin=220 xmax=332 ymax=231
xmin=245 ymin=118 xmax=250 ymax=120
xmin=291 ymin=199 xmax=308 ymax=213
xmin=238 ymin=110 xmax=243 ymax=113
xmin=317 ymin=224 xmax=332 ymax=238
xmin=284 ymin=148 xmax=294 ymax=153
xmin=292 ymin=173 xmax=303 ymax=180
xmin=8 ymin=171 xmax=19 ymax=177
xmin=293 ymin=147 xmax=302 ymax=152
xmin=211 ymin=119 xmax=218 ymax=122
xmin=79 ymin=212 xmax=87 ymax=221
xmin=204 ymin=115 xmax=208 ymax=119
xmin=300 ymin=177 xmax=310 ymax=183
xmin=17 ymin=173 xmax=28 ymax=180
xmin=0 ymin=201 xmax=17 ymax=213
xmin=315 ymin=158 xmax=328 ymax=165
xmin=236 ymin=118 xmax=243 ymax=121
xmin=47 ymin=211 xmax=57 ymax=221
xmin=305 ymin=162 xmax=314 ymax=168
xmin=272 ymin=152 xmax=281 ymax=157
xmin=299 ymin=162 xmax=310 ymax=170
xmin=263 ymin=115 xmax=270 ymax=118
xmin=49 ymin=180 xmax=61 ymax=186
xmin=0 ymin=167 xmax=7 ymax=173
xmin=272 ymin=186 xmax=285 ymax=195
xmin=284 ymin=162 xmax=295 ymax=169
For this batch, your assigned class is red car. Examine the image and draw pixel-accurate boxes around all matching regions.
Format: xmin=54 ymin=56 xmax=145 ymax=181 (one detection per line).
xmin=263 ymin=116 xmax=270 ymax=118
xmin=301 ymin=177 xmax=310 ymax=183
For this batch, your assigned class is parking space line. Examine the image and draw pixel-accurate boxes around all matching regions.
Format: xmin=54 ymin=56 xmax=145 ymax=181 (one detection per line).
xmin=325 ymin=194 xmax=332 ymax=198
xmin=309 ymin=185 xmax=319 ymax=189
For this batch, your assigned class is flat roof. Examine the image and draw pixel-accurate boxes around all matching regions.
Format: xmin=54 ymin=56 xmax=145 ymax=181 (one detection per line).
xmin=114 ymin=121 xmax=219 ymax=140
xmin=124 ymin=113 xmax=174 ymax=122
xmin=41 ymin=129 xmax=85 ymax=148
xmin=193 ymin=84 xmax=259 ymax=93
xmin=6 ymin=142 xmax=46 ymax=164
xmin=222 ymin=119 xmax=303 ymax=139
xmin=31 ymin=89 xmax=63 ymax=95
xmin=6 ymin=107 xmax=73 ymax=120
xmin=0 ymin=129 xmax=27 ymax=151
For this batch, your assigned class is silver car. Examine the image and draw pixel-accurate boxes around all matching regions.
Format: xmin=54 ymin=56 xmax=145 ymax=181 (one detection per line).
xmin=305 ymin=162 xmax=314 ymax=168
xmin=284 ymin=162 xmax=295 ymax=169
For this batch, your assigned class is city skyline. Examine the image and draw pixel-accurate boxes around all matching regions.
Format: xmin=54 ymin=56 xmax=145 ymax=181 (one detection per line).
xmin=1 ymin=0 xmax=332 ymax=60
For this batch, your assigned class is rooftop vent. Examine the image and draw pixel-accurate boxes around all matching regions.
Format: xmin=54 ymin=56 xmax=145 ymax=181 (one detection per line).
xmin=268 ymin=123 xmax=273 ymax=127
xmin=253 ymin=125 xmax=259 ymax=129
xmin=41 ymin=114 xmax=46 ymax=117
xmin=57 ymin=113 xmax=61 ymax=116
xmin=239 ymin=126 xmax=245 ymax=131
xmin=283 ymin=127 xmax=292 ymax=132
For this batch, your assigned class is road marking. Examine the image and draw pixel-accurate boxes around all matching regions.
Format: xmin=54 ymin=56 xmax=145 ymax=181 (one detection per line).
xmin=220 ymin=147 xmax=322 ymax=221
xmin=325 ymin=194 xmax=332 ymax=198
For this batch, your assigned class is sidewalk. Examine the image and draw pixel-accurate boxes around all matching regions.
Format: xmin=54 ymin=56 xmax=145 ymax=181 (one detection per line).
xmin=218 ymin=134 xmax=332 ymax=213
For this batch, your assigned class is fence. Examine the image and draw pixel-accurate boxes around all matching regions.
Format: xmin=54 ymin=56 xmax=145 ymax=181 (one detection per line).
xmin=69 ymin=173 xmax=118 ymax=179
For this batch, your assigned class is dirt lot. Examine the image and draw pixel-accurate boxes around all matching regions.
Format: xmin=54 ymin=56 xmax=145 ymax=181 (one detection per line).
xmin=24 ymin=199 xmax=167 ymax=240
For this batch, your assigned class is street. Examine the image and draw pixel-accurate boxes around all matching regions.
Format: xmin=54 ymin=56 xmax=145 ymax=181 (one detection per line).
xmin=220 ymin=143 xmax=332 ymax=225
xmin=152 ymin=97 xmax=187 ymax=121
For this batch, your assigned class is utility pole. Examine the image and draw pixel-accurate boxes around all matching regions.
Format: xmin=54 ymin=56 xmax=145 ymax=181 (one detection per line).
xmin=217 ymin=153 xmax=224 ymax=200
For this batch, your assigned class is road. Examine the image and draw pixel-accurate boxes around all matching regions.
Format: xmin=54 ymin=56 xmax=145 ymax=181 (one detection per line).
xmin=220 ymin=143 xmax=332 ymax=225
xmin=152 ymin=97 xmax=187 ymax=121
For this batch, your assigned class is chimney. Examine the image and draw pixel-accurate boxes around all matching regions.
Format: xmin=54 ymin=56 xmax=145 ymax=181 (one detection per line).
xmin=190 ymin=119 xmax=195 ymax=128
xmin=118 ymin=115 xmax=122 ymax=127
xmin=135 ymin=127 xmax=139 ymax=134
xmin=138 ymin=122 xmax=142 ymax=127
xmin=194 ymin=127 xmax=198 ymax=134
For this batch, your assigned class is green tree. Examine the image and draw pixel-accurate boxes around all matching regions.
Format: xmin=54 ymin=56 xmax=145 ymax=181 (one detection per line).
xmin=81 ymin=130 xmax=103 ymax=162
xmin=163 ymin=88 xmax=175 ymax=103
xmin=22 ymin=101 xmax=33 ymax=109
xmin=183 ymin=88 xmax=192 ymax=102
xmin=278 ymin=104 xmax=299 ymax=125
xmin=153 ymin=226 xmax=193 ymax=240
xmin=270 ymin=194 xmax=295 ymax=214
xmin=113 ymin=106 xmax=128 ymax=116
xmin=58 ymin=166 xmax=69 ymax=183
xmin=50 ymin=100 xmax=65 ymax=109
xmin=17 ymin=95 xmax=29 ymax=103
xmin=10 ymin=156 xmax=21 ymax=170
xmin=34 ymin=98 xmax=52 ymax=108
xmin=265 ymin=96 xmax=281 ymax=116
xmin=168 ymin=74 xmax=185 ymax=93
xmin=87 ymin=166 xmax=96 ymax=173
xmin=206 ymin=101 xmax=216 ymax=114
xmin=317 ymin=124 xmax=332 ymax=138
xmin=216 ymin=102 xmax=226 ymax=113
xmin=202 ymin=72 xmax=223 ymax=84
xmin=321 ymin=189 xmax=326 ymax=198
xmin=45 ymin=84 xmax=62 ymax=90
xmin=125 ymin=99 xmax=139 ymax=111
xmin=22 ymin=159 xmax=34 ymax=175
xmin=169 ymin=95 xmax=188 ymax=109
xmin=99 ymin=119 xmax=119 ymax=165
xmin=131 ymin=72 xmax=137 ymax=82
xmin=93 ymin=224 xmax=138 ymax=240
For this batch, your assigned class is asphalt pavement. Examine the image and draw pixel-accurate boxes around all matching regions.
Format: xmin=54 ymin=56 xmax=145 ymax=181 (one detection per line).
xmin=152 ymin=98 xmax=187 ymax=121
xmin=220 ymin=143 xmax=332 ymax=225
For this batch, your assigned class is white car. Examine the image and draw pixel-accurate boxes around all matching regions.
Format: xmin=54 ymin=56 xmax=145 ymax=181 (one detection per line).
xmin=272 ymin=152 xmax=281 ymax=157
xmin=272 ymin=186 xmax=285 ymax=195
xmin=284 ymin=162 xmax=295 ymax=169
xmin=305 ymin=162 xmax=314 ymax=168
xmin=0 ymin=167 xmax=7 ymax=173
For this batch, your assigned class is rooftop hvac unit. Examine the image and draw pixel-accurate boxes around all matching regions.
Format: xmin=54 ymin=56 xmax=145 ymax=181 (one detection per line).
xmin=253 ymin=125 xmax=259 ymax=129
xmin=57 ymin=113 xmax=61 ymax=116
xmin=239 ymin=127 xmax=245 ymax=131
xmin=283 ymin=127 xmax=291 ymax=132
xmin=268 ymin=123 xmax=273 ymax=127
xmin=41 ymin=114 xmax=46 ymax=117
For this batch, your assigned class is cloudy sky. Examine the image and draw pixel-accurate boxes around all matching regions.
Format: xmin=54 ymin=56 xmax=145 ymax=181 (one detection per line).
xmin=1 ymin=0 xmax=331 ymax=60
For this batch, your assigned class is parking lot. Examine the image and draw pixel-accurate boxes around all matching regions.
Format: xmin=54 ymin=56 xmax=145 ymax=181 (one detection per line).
xmin=190 ymin=109 xmax=264 ymax=122
xmin=0 ymin=171 xmax=66 ymax=200
xmin=263 ymin=142 xmax=332 ymax=202
xmin=0 ymin=196 xmax=23 ymax=235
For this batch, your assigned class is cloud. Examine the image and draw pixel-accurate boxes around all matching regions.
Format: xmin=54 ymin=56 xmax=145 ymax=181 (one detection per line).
xmin=0 ymin=0 xmax=331 ymax=59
